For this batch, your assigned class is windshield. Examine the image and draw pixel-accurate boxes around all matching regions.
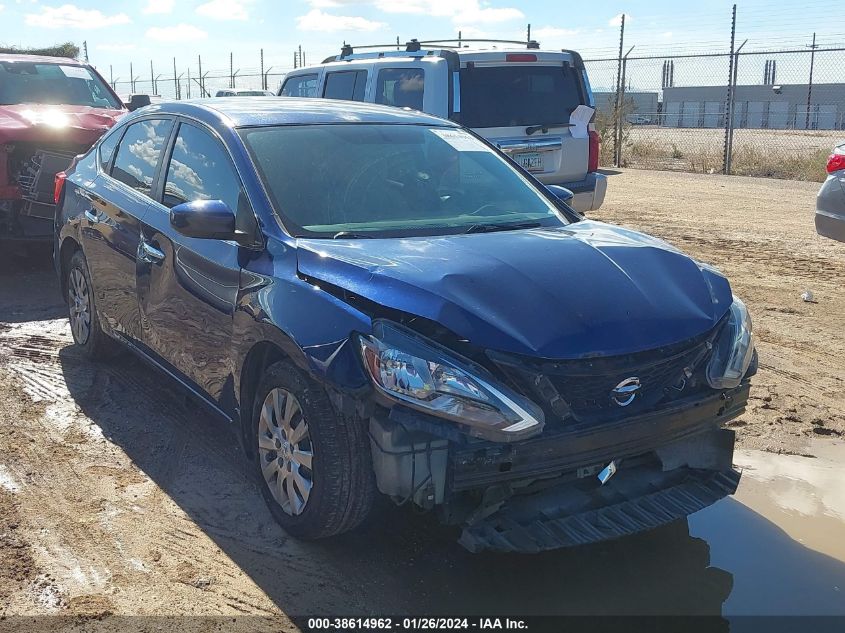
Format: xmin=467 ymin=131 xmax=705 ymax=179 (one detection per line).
xmin=0 ymin=61 xmax=121 ymax=109
xmin=459 ymin=64 xmax=583 ymax=129
xmin=239 ymin=124 xmax=568 ymax=238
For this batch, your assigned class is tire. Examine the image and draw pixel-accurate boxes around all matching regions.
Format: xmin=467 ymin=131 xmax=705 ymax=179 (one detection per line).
xmin=251 ymin=360 xmax=376 ymax=539
xmin=66 ymin=250 xmax=117 ymax=360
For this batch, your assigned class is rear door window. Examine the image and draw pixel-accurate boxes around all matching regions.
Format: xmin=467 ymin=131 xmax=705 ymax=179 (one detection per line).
xmin=281 ymin=73 xmax=319 ymax=97
xmin=110 ymin=119 xmax=173 ymax=198
xmin=323 ymin=70 xmax=368 ymax=101
xmin=98 ymin=127 xmax=122 ymax=171
xmin=376 ymin=68 xmax=425 ymax=110
xmin=459 ymin=64 xmax=584 ymax=128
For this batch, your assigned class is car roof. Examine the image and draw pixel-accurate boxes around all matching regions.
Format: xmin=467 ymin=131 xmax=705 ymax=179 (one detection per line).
xmin=0 ymin=53 xmax=86 ymax=66
xmin=148 ymin=97 xmax=459 ymax=128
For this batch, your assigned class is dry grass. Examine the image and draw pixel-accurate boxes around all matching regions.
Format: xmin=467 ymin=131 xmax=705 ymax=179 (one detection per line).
xmin=603 ymin=126 xmax=840 ymax=181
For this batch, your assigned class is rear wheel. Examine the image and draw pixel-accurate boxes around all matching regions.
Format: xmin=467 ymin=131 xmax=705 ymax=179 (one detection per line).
xmin=66 ymin=250 xmax=116 ymax=360
xmin=252 ymin=360 xmax=376 ymax=539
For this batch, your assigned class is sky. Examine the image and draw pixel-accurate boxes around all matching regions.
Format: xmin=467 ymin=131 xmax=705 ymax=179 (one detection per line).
xmin=1 ymin=0 xmax=843 ymax=86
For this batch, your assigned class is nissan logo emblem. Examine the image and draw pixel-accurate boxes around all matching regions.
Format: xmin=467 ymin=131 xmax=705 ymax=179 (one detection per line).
xmin=611 ymin=377 xmax=641 ymax=407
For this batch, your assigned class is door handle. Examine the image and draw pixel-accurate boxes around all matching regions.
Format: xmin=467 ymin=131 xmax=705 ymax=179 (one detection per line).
xmin=84 ymin=209 xmax=101 ymax=224
xmin=79 ymin=190 xmax=105 ymax=206
xmin=139 ymin=240 xmax=166 ymax=264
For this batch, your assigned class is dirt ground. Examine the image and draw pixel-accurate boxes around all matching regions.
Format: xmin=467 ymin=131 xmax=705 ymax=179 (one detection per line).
xmin=0 ymin=170 xmax=843 ymax=623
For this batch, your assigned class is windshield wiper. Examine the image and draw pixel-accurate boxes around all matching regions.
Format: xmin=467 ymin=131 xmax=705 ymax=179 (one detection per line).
xmin=464 ymin=221 xmax=542 ymax=234
xmin=525 ymin=123 xmax=575 ymax=136
xmin=332 ymin=231 xmax=374 ymax=239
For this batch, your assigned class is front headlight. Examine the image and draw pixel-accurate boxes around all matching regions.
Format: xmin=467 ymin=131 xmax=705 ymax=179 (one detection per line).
xmin=707 ymin=296 xmax=754 ymax=389
xmin=358 ymin=321 xmax=544 ymax=442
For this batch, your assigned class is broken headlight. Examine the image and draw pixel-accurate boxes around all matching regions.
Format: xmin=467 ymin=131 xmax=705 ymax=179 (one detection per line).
xmin=358 ymin=320 xmax=544 ymax=442
xmin=707 ymin=296 xmax=754 ymax=389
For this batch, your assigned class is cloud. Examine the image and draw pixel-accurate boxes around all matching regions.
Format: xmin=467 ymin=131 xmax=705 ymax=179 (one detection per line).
xmin=146 ymin=24 xmax=208 ymax=42
xmin=296 ymin=9 xmax=386 ymax=32
xmin=453 ymin=4 xmax=523 ymax=24
xmin=608 ymin=13 xmax=630 ymax=27
xmin=142 ymin=0 xmax=173 ymax=14
xmin=196 ymin=0 xmax=249 ymax=20
xmin=24 ymin=4 xmax=131 ymax=29
xmin=662 ymin=31 xmax=673 ymax=39
xmin=314 ymin=0 xmax=522 ymax=23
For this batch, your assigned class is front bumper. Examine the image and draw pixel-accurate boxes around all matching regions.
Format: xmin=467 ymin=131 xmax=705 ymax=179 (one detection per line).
xmin=459 ymin=460 xmax=740 ymax=553
xmin=369 ymin=382 xmax=749 ymax=552
xmin=815 ymin=173 xmax=845 ymax=243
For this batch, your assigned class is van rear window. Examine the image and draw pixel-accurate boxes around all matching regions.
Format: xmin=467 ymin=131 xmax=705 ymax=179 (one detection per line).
xmin=458 ymin=65 xmax=583 ymax=129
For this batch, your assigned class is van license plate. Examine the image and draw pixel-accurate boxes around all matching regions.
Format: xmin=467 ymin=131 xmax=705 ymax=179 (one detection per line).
xmin=515 ymin=152 xmax=543 ymax=171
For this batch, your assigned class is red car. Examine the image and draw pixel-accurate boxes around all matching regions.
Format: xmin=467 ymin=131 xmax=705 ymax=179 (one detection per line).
xmin=0 ymin=54 xmax=127 ymax=241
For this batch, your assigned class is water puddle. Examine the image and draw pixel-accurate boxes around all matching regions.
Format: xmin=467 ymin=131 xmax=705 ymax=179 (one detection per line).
xmin=690 ymin=439 xmax=845 ymax=615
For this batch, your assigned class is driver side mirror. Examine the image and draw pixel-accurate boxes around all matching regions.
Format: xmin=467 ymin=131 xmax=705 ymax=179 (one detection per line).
xmin=126 ymin=94 xmax=152 ymax=111
xmin=170 ymin=199 xmax=255 ymax=246
xmin=545 ymin=185 xmax=575 ymax=205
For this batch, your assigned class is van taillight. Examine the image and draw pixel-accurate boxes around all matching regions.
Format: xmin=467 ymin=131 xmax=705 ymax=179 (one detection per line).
xmin=505 ymin=54 xmax=537 ymax=62
xmin=827 ymin=152 xmax=845 ymax=174
xmin=588 ymin=130 xmax=600 ymax=173
xmin=54 ymin=172 xmax=67 ymax=205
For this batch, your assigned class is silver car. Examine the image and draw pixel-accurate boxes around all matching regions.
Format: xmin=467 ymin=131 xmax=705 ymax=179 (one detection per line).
xmin=816 ymin=143 xmax=845 ymax=242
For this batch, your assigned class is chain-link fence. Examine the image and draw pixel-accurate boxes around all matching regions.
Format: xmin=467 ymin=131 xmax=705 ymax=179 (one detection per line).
xmin=586 ymin=46 xmax=845 ymax=181
xmin=105 ymin=33 xmax=844 ymax=182
xmin=103 ymin=48 xmax=307 ymax=100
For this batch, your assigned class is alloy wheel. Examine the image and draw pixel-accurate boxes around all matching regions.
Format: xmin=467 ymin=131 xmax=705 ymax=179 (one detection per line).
xmin=68 ymin=268 xmax=91 ymax=344
xmin=257 ymin=388 xmax=315 ymax=516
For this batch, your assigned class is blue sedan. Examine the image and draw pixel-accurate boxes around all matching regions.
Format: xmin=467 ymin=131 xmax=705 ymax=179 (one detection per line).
xmin=54 ymin=98 xmax=756 ymax=553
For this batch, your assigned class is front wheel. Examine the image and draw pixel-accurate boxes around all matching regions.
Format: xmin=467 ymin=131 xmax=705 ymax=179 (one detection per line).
xmin=66 ymin=250 xmax=116 ymax=360
xmin=252 ymin=360 xmax=376 ymax=539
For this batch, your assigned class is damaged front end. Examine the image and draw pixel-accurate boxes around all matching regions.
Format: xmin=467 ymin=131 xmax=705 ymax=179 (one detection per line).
xmin=0 ymin=142 xmax=85 ymax=240
xmin=358 ymin=313 xmax=755 ymax=554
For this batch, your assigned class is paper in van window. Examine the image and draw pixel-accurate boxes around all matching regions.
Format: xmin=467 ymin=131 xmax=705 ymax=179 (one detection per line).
xmin=431 ymin=129 xmax=485 ymax=152
xmin=59 ymin=65 xmax=92 ymax=80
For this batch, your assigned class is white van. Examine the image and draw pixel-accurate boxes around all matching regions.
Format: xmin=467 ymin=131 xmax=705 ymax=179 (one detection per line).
xmin=279 ymin=40 xmax=606 ymax=213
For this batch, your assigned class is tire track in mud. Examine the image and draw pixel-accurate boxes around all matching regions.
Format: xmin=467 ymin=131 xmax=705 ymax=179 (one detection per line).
xmin=0 ymin=317 xmax=366 ymax=619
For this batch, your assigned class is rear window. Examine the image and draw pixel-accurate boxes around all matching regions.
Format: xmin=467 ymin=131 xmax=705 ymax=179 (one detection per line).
xmin=0 ymin=61 xmax=121 ymax=109
xmin=323 ymin=70 xmax=368 ymax=101
xmin=458 ymin=64 xmax=583 ymax=128
xmin=376 ymin=68 xmax=424 ymax=110
xmin=281 ymin=73 xmax=318 ymax=97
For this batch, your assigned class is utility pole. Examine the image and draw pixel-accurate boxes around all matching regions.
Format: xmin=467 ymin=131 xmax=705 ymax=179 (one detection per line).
xmin=150 ymin=60 xmax=155 ymax=94
xmin=173 ymin=57 xmax=178 ymax=99
xmin=198 ymin=55 xmax=203 ymax=96
xmin=82 ymin=40 xmax=89 ymax=63
xmin=805 ymin=32 xmax=818 ymax=130
xmin=616 ymin=45 xmax=635 ymax=168
xmin=613 ymin=14 xmax=625 ymax=168
xmin=722 ymin=4 xmax=737 ymax=174
xmin=130 ymin=62 xmax=135 ymax=92
xmin=260 ymin=48 xmax=265 ymax=89
xmin=527 ymin=24 xmax=531 ymax=43
xmin=230 ymin=52 xmax=234 ymax=89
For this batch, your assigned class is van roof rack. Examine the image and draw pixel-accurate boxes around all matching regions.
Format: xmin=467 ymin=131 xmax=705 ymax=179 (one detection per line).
xmin=324 ymin=37 xmax=543 ymax=63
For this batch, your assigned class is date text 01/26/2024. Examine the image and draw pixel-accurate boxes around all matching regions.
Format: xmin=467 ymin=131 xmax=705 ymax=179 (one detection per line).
xmin=306 ymin=618 xmax=528 ymax=630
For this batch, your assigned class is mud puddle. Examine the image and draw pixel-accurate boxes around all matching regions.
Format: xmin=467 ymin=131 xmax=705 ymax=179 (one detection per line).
xmin=690 ymin=440 xmax=845 ymax=616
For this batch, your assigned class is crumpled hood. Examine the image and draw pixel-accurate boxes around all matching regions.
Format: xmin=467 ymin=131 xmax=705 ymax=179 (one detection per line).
xmin=296 ymin=221 xmax=733 ymax=359
xmin=0 ymin=103 xmax=125 ymax=146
